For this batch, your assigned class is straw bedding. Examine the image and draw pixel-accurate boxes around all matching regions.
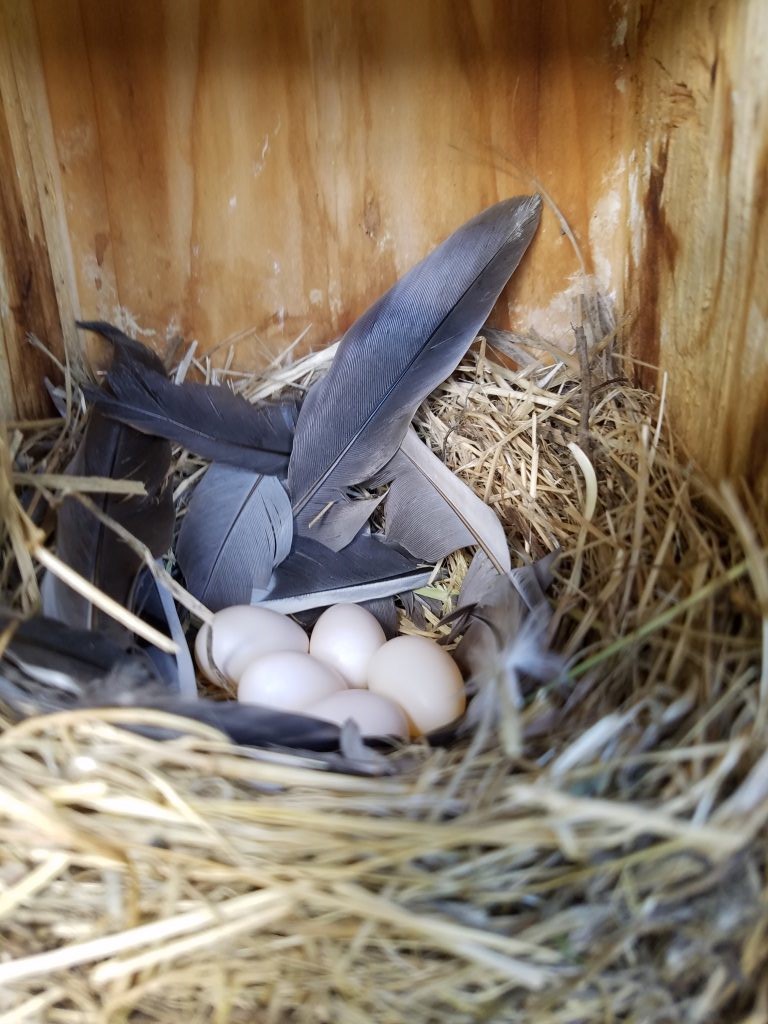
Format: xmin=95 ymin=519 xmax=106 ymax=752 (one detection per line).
xmin=0 ymin=302 xmax=766 ymax=1023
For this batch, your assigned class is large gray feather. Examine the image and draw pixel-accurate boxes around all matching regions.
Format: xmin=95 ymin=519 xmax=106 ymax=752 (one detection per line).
xmin=79 ymin=321 xmax=299 ymax=475
xmin=252 ymin=534 xmax=432 ymax=614
xmin=382 ymin=428 xmax=511 ymax=567
xmin=176 ymin=464 xmax=292 ymax=611
xmin=41 ymin=409 xmax=174 ymax=639
xmin=288 ymin=195 xmax=542 ymax=541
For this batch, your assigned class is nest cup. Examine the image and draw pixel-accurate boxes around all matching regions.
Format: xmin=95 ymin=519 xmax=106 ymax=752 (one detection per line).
xmin=1 ymin=300 xmax=766 ymax=1020
xmin=1 ymin=2 xmax=767 ymax=1020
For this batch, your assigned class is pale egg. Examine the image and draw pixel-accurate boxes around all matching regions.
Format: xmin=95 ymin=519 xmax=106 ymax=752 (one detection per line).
xmin=367 ymin=635 xmax=465 ymax=737
xmin=309 ymin=603 xmax=386 ymax=687
xmin=306 ymin=689 xmax=409 ymax=740
xmin=238 ymin=651 xmax=347 ymax=711
xmin=194 ymin=605 xmax=308 ymax=684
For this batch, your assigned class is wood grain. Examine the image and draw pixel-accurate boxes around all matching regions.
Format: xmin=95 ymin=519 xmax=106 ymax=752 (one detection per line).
xmin=0 ymin=0 xmax=79 ymax=417
xmin=25 ymin=0 xmax=625 ymax=379
xmin=624 ymin=0 xmax=768 ymax=502
xmin=13 ymin=0 xmax=765 ymax=507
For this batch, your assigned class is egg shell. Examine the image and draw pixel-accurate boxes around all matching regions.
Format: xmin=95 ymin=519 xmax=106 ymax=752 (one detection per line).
xmin=306 ymin=689 xmax=409 ymax=740
xmin=238 ymin=651 xmax=347 ymax=711
xmin=309 ymin=603 xmax=386 ymax=687
xmin=194 ymin=605 xmax=308 ymax=684
xmin=367 ymin=635 xmax=465 ymax=737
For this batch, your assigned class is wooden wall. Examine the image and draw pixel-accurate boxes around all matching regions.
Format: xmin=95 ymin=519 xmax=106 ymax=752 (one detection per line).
xmin=0 ymin=0 xmax=627 ymax=400
xmin=624 ymin=0 xmax=768 ymax=503
xmin=0 ymin=0 xmax=765 ymax=501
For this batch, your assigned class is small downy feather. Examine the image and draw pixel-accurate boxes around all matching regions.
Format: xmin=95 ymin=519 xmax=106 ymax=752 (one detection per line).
xmin=252 ymin=534 xmax=432 ymax=614
xmin=458 ymin=549 xmax=559 ymax=610
xmin=453 ymin=573 xmax=563 ymax=756
xmin=454 ymin=568 xmax=561 ymax=687
xmin=382 ymin=428 xmax=512 ymax=567
xmin=80 ymin=322 xmax=299 ymax=475
xmin=41 ymin=408 xmax=174 ymax=638
xmin=176 ymin=464 xmax=293 ymax=611
xmin=288 ymin=195 xmax=542 ymax=545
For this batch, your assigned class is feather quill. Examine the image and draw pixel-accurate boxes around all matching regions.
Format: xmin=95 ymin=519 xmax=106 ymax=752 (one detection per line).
xmin=252 ymin=534 xmax=432 ymax=614
xmin=382 ymin=428 xmax=511 ymax=567
xmin=176 ymin=463 xmax=293 ymax=611
xmin=79 ymin=322 xmax=299 ymax=475
xmin=132 ymin=566 xmax=197 ymax=698
xmin=41 ymin=408 xmax=173 ymax=638
xmin=288 ymin=195 xmax=542 ymax=542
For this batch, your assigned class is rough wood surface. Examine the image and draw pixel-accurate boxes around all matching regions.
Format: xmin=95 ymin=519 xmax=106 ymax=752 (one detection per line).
xmin=0 ymin=0 xmax=78 ymax=418
xmin=26 ymin=0 xmax=625 ymax=377
xmin=2 ymin=0 xmax=764 ymax=504
xmin=624 ymin=0 xmax=768 ymax=502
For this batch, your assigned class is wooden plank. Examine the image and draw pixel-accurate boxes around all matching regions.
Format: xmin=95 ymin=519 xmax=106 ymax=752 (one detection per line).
xmin=0 ymin=0 xmax=78 ymax=418
xmin=29 ymin=0 xmax=626 ymax=376
xmin=624 ymin=0 xmax=768 ymax=501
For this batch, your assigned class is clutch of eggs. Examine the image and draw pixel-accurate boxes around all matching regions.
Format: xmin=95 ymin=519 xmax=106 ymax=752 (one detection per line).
xmin=194 ymin=602 xmax=465 ymax=739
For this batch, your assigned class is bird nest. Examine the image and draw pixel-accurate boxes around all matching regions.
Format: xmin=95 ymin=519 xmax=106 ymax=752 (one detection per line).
xmin=0 ymin=299 xmax=766 ymax=1023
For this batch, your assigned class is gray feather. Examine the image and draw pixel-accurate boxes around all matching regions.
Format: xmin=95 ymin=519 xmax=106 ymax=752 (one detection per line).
xmin=459 ymin=549 xmax=559 ymax=611
xmin=92 ymin=694 xmax=342 ymax=750
xmin=252 ymin=534 xmax=432 ymax=614
xmin=382 ymin=428 xmax=511 ymax=567
xmin=360 ymin=598 xmax=400 ymax=639
xmin=77 ymin=320 xmax=167 ymax=373
xmin=41 ymin=408 xmax=174 ymax=638
xmin=454 ymin=557 xmax=560 ymax=685
xmin=457 ymin=550 xmax=502 ymax=609
xmin=80 ymin=321 xmax=299 ymax=475
xmin=302 ymin=491 xmax=385 ymax=552
xmin=0 ymin=615 xmax=341 ymax=751
xmin=288 ymin=196 xmax=541 ymax=538
xmin=0 ymin=613 xmax=155 ymax=694
xmin=176 ymin=464 xmax=292 ymax=611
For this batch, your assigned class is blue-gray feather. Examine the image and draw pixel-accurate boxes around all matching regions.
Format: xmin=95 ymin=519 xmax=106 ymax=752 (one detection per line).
xmin=80 ymin=321 xmax=299 ymax=476
xmin=288 ymin=195 xmax=542 ymax=542
xmin=252 ymin=534 xmax=432 ymax=614
xmin=176 ymin=464 xmax=293 ymax=611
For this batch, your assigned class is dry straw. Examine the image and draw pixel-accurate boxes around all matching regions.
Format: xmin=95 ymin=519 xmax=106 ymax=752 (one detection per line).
xmin=0 ymin=296 xmax=766 ymax=1023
